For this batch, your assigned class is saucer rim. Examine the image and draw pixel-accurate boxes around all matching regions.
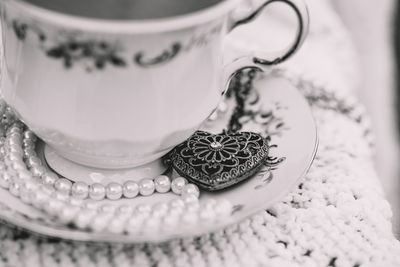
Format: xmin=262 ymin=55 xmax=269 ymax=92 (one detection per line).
xmin=0 ymin=74 xmax=318 ymax=243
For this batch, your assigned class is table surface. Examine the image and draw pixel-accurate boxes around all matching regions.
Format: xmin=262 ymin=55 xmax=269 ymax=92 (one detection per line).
xmin=0 ymin=0 xmax=400 ymax=266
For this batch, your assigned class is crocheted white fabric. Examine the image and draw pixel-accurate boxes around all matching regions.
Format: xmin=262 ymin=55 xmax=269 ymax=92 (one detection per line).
xmin=0 ymin=0 xmax=399 ymax=266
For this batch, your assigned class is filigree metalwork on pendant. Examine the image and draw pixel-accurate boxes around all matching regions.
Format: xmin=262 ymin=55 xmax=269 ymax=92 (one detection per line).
xmin=254 ymin=144 xmax=286 ymax=190
xmin=169 ymin=130 xmax=270 ymax=191
xmin=134 ymin=43 xmax=181 ymax=67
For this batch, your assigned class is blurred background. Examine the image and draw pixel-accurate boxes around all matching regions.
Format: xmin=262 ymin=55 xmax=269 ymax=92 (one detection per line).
xmin=230 ymin=0 xmax=400 ymax=237
xmin=333 ymin=0 xmax=400 ymax=236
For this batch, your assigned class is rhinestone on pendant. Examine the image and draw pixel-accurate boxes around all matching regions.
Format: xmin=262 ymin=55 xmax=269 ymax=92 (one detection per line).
xmin=210 ymin=141 xmax=222 ymax=150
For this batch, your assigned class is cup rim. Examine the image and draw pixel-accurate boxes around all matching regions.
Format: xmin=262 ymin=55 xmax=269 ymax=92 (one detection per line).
xmin=7 ymin=0 xmax=240 ymax=33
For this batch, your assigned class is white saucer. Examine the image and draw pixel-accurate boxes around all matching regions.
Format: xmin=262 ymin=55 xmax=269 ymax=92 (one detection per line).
xmin=0 ymin=74 xmax=318 ymax=243
xmin=42 ymin=145 xmax=167 ymax=185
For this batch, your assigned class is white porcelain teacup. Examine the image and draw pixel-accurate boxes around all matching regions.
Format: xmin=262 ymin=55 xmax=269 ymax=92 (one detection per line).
xmin=0 ymin=0 xmax=309 ymax=170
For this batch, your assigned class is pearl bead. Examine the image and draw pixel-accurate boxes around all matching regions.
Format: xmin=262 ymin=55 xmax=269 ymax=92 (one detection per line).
xmin=0 ymin=172 xmax=11 ymax=188
xmin=100 ymin=204 xmax=117 ymax=214
xmin=135 ymin=204 xmax=151 ymax=214
xmin=203 ymin=199 xmax=217 ymax=209
xmin=142 ymin=217 xmax=160 ymax=231
xmin=17 ymin=169 xmax=32 ymax=181
xmin=106 ymin=182 xmax=123 ymax=200
xmin=21 ymin=179 xmax=38 ymax=193
xmin=171 ymin=177 xmax=187 ymax=194
xmin=169 ymin=198 xmax=185 ymax=209
xmin=22 ymin=139 xmax=34 ymax=148
xmin=42 ymin=172 xmax=58 ymax=185
xmin=8 ymin=127 xmax=21 ymax=135
xmin=10 ymin=127 xmax=22 ymax=134
xmin=117 ymin=205 xmax=134 ymax=215
xmin=139 ymin=178 xmax=155 ymax=196
xmin=122 ymin=181 xmax=139 ymax=198
xmin=2 ymin=113 xmax=13 ymax=125
xmin=53 ymin=191 xmax=69 ymax=202
xmin=30 ymin=165 xmax=46 ymax=177
xmin=89 ymin=183 xmax=106 ymax=200
xmin=151 ymin=203 xmax=168 ymax=217
xmin=84 ymin=200 xmax=100 ymax=210
xmin=75 ymin=209 xmax=96 ymax=229
xmin=9 ymin=131 xmax=17 ymax=138
xmin=72 ymin=182 xmax=89 ymax=199
xmin=181 ymin=212 xmax=198 ymax=224
xmin=23 ymin=147 xmax=36 ymax=158
xmin=23 ymin=130 xmax=36 ymax=141
xmin=126 ymin=216 xmax=144 ymax=233
xmin=10 ymin=160 xmax=26 ymax=172
xmin=185 ymin=200 xmax=200 ymax=212
xmin=0 ymin=147 xmax=6 ymax=158
xmin=27 ymin=156 xmax=41 ymax=168
xmin=30 ymin=190 xmax=49 ymax=208
xmin=54 ymin=178 xmax=72 ymax=193
xmin=91 ymin=213 xmax=112 ymax=232
xmin=168 ymin=207 xmax=183 ymax=217
xmin=16 ymin=122 xmax=25 ymax=128
xmin=58 ymin=205 xmax=80 ymax=223
xmin=41 ymin=184 xmax=55 ymax=195
xmin=44 ymin=199 xmax=63 ymax=215
xmin=9 ymin=145 xmax=23 ymax=156
xmin=22 ymin=132 xmax=33 ymax=139
xmin=162 ymin=214 xmax=179 ymax=227
xmin=9 ymin=181 xmax=20 ymax=196
xmin=7 ymin=137 xmax=20 ymax=147
xmin=199 ymin=208 xmax=215 ymax=221
xmin=7 ymin=151 xmax=22 ymax=162
xmin=10 ymin=134 xmax=22 ymax=142
xmin=20 ymin=192 xmax=32 ymax=204
xmin=181 ymin=184 xmax=200 ymax=198
xmin=7 ymin=170 xmax=19 ymax=182
xmin=3 ymin=157 xmax=13 ymax=168
xmin=182 ymin=194 xmax=199 ymax=204
xmin=154 ymin=175 xmax=171 ymax=193
xmin=107 ymin=217 xmax=126 ymax=234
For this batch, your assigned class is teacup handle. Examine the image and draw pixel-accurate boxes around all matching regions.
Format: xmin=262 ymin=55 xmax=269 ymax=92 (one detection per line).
xmin=221 ymin=0 xmax=309 ymax=91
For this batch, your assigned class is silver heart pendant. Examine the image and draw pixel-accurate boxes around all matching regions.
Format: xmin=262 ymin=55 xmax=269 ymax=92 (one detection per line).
xmin=168 ymin=131 xmax=269 ymax=191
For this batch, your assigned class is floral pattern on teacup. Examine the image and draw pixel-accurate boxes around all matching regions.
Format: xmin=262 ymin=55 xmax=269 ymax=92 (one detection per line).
xmin=45 ymin=40 xmax=127 ymax=70
xmin=5 ymin=14 xmax=223 ymax=71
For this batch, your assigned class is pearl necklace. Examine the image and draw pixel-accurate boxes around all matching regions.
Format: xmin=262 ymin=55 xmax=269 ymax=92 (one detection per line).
xmin=0 ymin=108 xmax=233 ymax=234
xmin=21 ymin=100 xmax=230 ymax=201
xmin=23 ymin=126 xmax=199 ymax=201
